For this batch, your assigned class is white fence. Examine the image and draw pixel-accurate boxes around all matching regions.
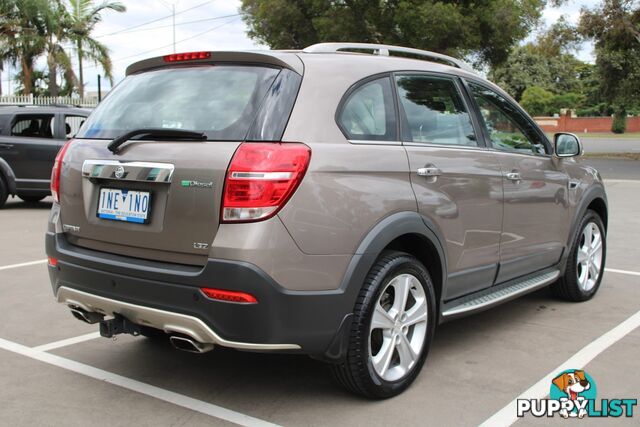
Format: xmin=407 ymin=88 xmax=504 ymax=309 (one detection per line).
xmin=0 ymin=94 xmax=98 ymax=108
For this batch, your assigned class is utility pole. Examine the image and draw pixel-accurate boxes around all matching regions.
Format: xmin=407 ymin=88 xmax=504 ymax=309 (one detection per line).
xmin=159 ymin=1 xmax=178 ymax=53
xmin=97 ymin=75 xmax=102 ymax=102
xmin=172 ymin=4 xmax=176 ymax=53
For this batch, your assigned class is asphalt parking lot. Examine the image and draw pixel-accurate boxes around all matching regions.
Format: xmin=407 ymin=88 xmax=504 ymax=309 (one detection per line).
xmin=1 ymin=158 xmax=639 ymax=426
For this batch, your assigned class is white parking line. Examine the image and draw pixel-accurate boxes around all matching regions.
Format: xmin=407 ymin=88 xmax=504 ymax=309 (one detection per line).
xmin=0 ymin=259 xmax=47 ymax=271
xmin=479 ymin=309 xmax=640 ymax=427
xmin=32 ymin=332 xmax=101 ymax=352
xmin=605 ymin=268 xmax=640 ymax=277
xmin=603 ymin=179 xmax=640 ymax=184
xmin=0 ymin=337 xmax=280 ymax=427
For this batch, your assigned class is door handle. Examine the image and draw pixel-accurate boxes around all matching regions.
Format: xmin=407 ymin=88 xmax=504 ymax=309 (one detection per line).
xmin=0 ymin=143 xmax=14 ymax=150
xmin=417 ymin=166 xmax=442 ymax=177
xmin=505 ymin=171 xmax=521 ymax=181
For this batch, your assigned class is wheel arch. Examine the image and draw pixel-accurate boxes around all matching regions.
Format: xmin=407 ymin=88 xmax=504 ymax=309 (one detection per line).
xmin=340 ymin=211 xmax=447 ymax=307
xmin=559 ymin=185 xmax=608 ymax=273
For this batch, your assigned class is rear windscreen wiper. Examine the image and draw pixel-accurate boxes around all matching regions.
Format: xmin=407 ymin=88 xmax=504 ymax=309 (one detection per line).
xmin=107 ymin=128 xmax=207 ymax=154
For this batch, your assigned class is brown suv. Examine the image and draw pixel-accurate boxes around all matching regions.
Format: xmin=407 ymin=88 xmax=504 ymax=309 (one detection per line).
xmin=46 ymin=43 xmax=608 ymax=398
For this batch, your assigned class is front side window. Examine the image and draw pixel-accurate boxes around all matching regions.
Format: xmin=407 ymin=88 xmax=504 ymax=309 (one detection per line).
xmin=77 ymin=65 xmax=280 ymax=140
xmin=11 ymin=115 xmax=55 ymax=139
xmin=338 ymin=77 xmax=397 ymax=141
xmin=395 ymin=75 xmax=477 ymax=146
xmin=469 ymin=83 xmax=548 ymax=155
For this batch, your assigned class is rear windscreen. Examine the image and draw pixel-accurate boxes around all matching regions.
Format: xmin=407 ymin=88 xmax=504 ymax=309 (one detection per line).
xmin=77 ymin=65 xmax=280 ymax=140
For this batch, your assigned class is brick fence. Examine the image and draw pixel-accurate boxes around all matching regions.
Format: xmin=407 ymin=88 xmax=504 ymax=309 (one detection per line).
xmin=534 ymin=114 xmax=640 ymax=133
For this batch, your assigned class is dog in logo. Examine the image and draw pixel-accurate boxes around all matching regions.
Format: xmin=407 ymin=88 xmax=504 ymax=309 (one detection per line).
xmin=552 ymin=370 xmax=591 ymax=418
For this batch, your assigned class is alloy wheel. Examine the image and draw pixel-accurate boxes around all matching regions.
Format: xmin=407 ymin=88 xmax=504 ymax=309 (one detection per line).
xmin=576 ymin=221 xmax=603 ymax=291
xmin=369 ymin=273 xmax=428 ymax=382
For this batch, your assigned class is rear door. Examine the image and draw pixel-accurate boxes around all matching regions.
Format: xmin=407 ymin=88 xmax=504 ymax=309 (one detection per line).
xmin=395 ymin=73 xmax=504 ymax=300
xmin=59 ymin=63 xmax=296 ymax=266
xmin=2 ymin=114 xmax=59 ymax=189
xmin=466 ymin=81 xmax=570 ymax=283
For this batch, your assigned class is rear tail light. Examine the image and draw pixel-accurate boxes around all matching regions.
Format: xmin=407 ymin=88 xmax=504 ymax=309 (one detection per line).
xmin=200 ymin=287 xmax=258 ymax=304
xmin=47 ymin=256 xmax=58 ymax=267
xmin=51 ymin=140 xmax=73 ymax=203
xmin=163 ymin=51 xmax=211 ymax=62
xmin=221 ymin=142 xmax=311 ymax=223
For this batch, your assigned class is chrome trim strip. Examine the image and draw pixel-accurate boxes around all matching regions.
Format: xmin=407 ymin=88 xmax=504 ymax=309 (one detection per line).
xmin=231 ymin=171 xmax=293 ymax=180
xmin=402 ymin=141 xmax=485 ymax=151
xmin=82 ymin=159 xmax=175 ymax=183
xmin=347 ymin=139 xmax=402 ymax=146
xmin=57 ymin=286 xmax=301 ymax=350
xmin=442 ymin=270 xmax=560 ymax=317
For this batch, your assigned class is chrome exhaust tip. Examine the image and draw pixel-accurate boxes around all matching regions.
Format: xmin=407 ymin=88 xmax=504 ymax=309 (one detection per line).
xmin=69 ymin=306 xmax=103 ymax=324
xmin=169 ymin=335 xmax=214 ymax=353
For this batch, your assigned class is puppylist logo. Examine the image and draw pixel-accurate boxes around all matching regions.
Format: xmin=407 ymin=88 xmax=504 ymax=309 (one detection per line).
xmin=517 ymin=369 xmax=638 ymax=419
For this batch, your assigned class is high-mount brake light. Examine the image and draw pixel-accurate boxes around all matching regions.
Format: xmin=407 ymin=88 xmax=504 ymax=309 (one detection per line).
xmin=163 ymin=51 xmax=211 ymax=62
xmin=221 ymin=142 xmax=311 ymax=223
xmin=51 ymin=140 xmax=73 ymax=203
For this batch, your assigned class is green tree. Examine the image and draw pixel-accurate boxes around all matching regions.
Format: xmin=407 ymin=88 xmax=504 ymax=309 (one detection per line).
xmin=0 ymin=0 xmax=48 ymax=94
xmin=42 ymin=1 xmax=77 ymax=96
xmin=240 ymin=0 xmax=551 ymax=68
xmin=520 ymin=86 xmax=555 ymax=115
xmin=67 ymin=0 xmax=126 ymax=97
xmin=580 ymin=0 xmax=640 ymax=132
xmin=492 ymin=17 xmax=586 ymax=101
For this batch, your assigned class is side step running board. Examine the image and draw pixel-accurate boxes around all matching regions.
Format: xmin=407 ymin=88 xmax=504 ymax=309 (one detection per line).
xmin=442 ymin=269 xmax=560 ymax=320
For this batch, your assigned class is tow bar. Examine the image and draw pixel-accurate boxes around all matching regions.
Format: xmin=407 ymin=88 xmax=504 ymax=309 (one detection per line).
xmin=99 ymin=313 xmax=142 ymax=338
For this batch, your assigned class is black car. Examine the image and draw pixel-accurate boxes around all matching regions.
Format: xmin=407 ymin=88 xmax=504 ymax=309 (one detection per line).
xmin=0 ymin=105 xmax=90 ymax=208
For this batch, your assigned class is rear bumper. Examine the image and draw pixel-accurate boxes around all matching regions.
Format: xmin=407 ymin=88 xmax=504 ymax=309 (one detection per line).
xmin=46 ymin=232 xmax=354 ymax=357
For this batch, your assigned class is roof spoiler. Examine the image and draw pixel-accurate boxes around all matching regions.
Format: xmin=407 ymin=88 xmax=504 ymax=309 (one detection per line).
xmin=126 ymin=51 xmax=304 ymax=76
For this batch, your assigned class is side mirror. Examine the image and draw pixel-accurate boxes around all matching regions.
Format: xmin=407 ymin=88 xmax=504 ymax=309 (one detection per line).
xmin=554 ymin=133 xmax=582 ymax=157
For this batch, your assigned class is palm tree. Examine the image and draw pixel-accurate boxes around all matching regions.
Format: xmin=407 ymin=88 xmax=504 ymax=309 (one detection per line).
xmin=67 ymin=0 xmax=126 ymax=97
xmin=0 ymin=0 xmax=47 ymax=95
xmin=42 ymin=1 xmax=78 ymax=96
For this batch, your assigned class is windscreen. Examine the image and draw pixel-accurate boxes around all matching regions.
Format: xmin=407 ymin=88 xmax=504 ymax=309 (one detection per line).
xmin=77 ymin=65 xmax=280 ymax=140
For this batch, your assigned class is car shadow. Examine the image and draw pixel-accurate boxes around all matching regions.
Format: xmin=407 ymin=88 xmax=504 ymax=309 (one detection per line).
xmin=3 ymin=199 xmax=53 ymax=210
xmin=66 ymin=287 xmax=563 ymax=405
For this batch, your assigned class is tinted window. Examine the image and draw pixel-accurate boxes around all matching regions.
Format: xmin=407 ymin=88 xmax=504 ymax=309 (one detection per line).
xmin=396 ymin=75 xmax=476 ymax=146
xmin=469 ymin=83 xmax=548 ymax=155
xmin=77 ymin=65 xmax=280 ymax=140
xmin=338 ymin=77 xmax=396 ymax=141
xmin=11 ymin=115 xmax=55 ymax=139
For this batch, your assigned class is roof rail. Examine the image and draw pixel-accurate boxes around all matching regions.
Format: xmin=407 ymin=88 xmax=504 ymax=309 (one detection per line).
xmin=302 ymin=42 xmax=474 ymax=73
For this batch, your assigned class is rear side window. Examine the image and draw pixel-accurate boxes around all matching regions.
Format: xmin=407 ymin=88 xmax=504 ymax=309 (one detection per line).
xmin=65 ymin=115 xmax=86 ymax=138
xmin=77 ymin=65 xmax=280 ymax=140
xmin=395 ymin=75 xmax=476 ymax=146
xmin=11 ymin=115 xmax=56 ymax=139
xmin=338 ymin=77 xmax=397 ymax=141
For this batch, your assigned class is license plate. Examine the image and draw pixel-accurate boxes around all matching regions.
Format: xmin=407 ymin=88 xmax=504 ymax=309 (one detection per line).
xmin=97 ymin=188 xmax=151 ymax=224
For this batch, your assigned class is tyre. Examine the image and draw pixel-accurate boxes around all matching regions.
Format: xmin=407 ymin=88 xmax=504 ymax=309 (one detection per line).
xmin=552 ymin=210 xmax=606 ymax=301
xmin=331 ymin=251 xmax=436 ymax=398
xmin=0 ymin=177 xmax=8 ymax=209
xmin=18 ymin=195 xmax=46 ymax=203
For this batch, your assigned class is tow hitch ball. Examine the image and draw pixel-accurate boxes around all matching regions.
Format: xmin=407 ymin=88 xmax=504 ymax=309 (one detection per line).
xmin=99 ymin=313 xmax=142 ymax=338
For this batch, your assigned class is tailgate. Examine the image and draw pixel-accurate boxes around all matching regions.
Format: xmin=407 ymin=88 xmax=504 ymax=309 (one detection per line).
xmin=59 ymin=139 xmax=239 ymax=265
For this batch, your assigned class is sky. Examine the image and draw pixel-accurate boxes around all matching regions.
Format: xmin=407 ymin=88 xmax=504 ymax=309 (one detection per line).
xmin=1 ymin=0 xmax=602 ymax=96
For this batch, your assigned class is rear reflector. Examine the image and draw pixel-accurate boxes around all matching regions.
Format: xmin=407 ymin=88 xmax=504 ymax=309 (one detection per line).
xmin=51 ymin=140 xmax=73 ymax=203
xmin=200 ymin=288 xmax=258 ymax=304
xmin=163 ymin=51 xmax=211 ymax=62
xmin=48 ymin=257 xmax=58 ymax=267
xmin=221 ymin=142 xmax=311 ymax=222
